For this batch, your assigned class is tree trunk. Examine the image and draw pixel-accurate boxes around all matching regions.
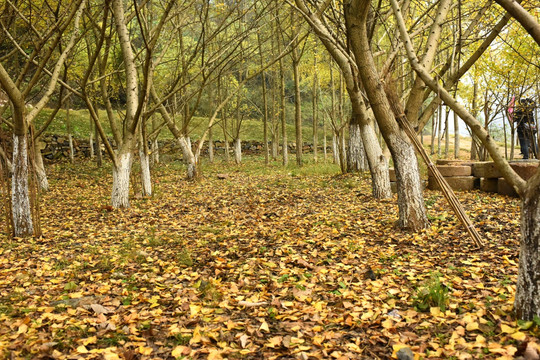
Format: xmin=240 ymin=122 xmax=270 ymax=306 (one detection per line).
xmin=515 ymin=186 xmax=540 ymax=320
xmin=234 ymin=137 xmax=242 ymax=164
xmin=89 ymin=119 xmax=95 ymax=159
xmin=339 ymin=131 xmax=347 ymax=173
xmin=454 ymin=111 xmax=460 ymax=159
xmin=346 ymin=0 xmax=428 ymax=231
xmin=152 ymin=138 xmax=160 ymax=165
xmin=111 ymin=150 xmax=132 ymax=208
xmin=332 ymin=134 xmax=339 ymax=164
xmin=34 ymin=140 xmax=49 ymax=192
xmin=323 ymin=115 xmax=327 ymax=162
xmin=430 ymin=108 xmax=437 ymax=155
xmin=177 ymin=137 xmax=198 ymax=180
xmin=11 ymin=133 xmax=33 ymax=237
xmin=445 ymin=106 xmax=450 ymax=158
xmin=95 ymin=121 xmax=103 ymax=167
xmin=208 ymin=126 xmax=214 ymax=163
xmin=280 ymin=59 xmax=288 ymax=167
xmin=67 ymin=106 xmax=74 ymax=163
xmin=139 ymin=145 xmax=152 ymax=196
xmin=347 ymin=120 xmax=367 ymax=172
xmin=313 ymin=53 xmax=319 ymax=163
xmin=293 ymin=55 xmax=303 ymax=167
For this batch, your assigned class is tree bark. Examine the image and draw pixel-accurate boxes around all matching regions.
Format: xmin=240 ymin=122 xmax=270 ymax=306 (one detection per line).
xmin=33 ymin=139 xmax=49 ymax=192
xmin=347 ymin=118 xmax=367 ymax=172
xmin=11 ymin=134 xmax=33 ymax=237
xmin=346 ymin=0 xmax=428 ymax=230
xmin=292 ymin=48 xmax=303 ymax=167
xmin=234 ymin=138 xmax=242 ymax=164
xmin=515 ymin=182 xmax=540 ymax=320
xmin=111 ymin=149 xmax=132 ymax=208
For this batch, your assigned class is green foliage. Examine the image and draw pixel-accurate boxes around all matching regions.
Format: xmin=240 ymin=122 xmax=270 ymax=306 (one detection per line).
xmin=414 ymin=273 xmax=450 ymax=312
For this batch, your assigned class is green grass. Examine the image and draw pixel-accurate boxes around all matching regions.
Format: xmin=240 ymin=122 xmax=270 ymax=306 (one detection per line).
xmin=31 ymin=107 xmax=333 ymax=145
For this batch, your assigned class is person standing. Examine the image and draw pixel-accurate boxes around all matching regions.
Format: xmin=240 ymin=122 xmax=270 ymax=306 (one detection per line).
xmin=514 ymin=98 xmax=538 ymax=159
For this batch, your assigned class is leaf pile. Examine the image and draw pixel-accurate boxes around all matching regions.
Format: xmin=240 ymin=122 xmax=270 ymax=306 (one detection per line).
xmin=0 ymin=161 xmax=538 ymax=359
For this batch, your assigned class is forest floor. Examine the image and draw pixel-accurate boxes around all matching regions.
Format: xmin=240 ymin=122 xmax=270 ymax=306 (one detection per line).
xmin=0 ymin=158 xmax=538 ymax=360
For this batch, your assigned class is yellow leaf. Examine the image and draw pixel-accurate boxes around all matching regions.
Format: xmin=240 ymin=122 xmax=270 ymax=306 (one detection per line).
xmin=511 ymin=331 xmax=526 ymax=341
xmin=260 ymin=321 xmax=270 ymax=333
xmin=430 ymin=307 xmax=441 ymax=316
xmin=500 ymin=324 xmax=515 ymax=334
xmin=190 ymin=327 xmax=202 ymax=344
xmin=82 ymin=336 xmax=97 ymax=345
xmin=76 ymin=345 xmax=88 ymax=354
xmin=266 ymin=336 xmax=282 ymax=348
xmin=466 ymin=321 xmax=479 ymax=331
xmin=138 ymin=346 xmax=153 ymax=355
xmin=208 ymin=349 xmax=223 ymax=360
xmin=103 ymin=352 xmax=121 ymax=360
xmin=171 ymin=346 xmax=190 ymax=357
xmin=190 ymin=304 xmax=201 ymax=317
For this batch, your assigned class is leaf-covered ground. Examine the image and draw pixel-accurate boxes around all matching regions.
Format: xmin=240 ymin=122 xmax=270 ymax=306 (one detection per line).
xmin=1 ymin=159 xmax=538 ymax=359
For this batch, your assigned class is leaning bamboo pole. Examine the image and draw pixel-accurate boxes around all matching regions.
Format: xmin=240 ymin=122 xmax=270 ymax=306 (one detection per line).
xmin=385 ymin=83 xmax=485 ymax=248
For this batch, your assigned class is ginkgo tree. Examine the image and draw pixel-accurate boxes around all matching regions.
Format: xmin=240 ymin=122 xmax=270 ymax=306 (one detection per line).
xmin=390 ymin=0 xmax=540 ymax=320
xmin=0 ymin=0 xmax=85 ymax=236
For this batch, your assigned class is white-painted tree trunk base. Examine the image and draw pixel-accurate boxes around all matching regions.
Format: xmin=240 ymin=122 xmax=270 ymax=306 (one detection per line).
xmin=139 ymin=148 xmax=152 ymax=196
xmin=178 ymin=137 xmax=198 ymax=180
xmin=347 ymin=123 xmax=368 ymax=172
xmin=89 ymin=134 xmax=95 ymax=158
xmin=515 ymin=190 xmax=540 ymax=320
xmin=151 ymin=139 xmax=159 ymax=165
xmin=11 ymin=134 xmax=33 ymax=237
xmin=208 ymin=140 xmax=214 ymax=163
xmin=68 ymin=134 xmax=74 ymax=163
xmin=34 ymin=143 xmax=49 ymax=192
xmin=360 ymin=123 xmax=392 ymax=199
xmin=234 ymin=138 xmax=242 ymax=164
xmin=332 ymin=135 xmax=339 ymax=164
xmin=111 ymin=152 xmax=132 ymax=208
xmin=389 ymin=134 xmax=429 ymax=231
xmin=282 ymin=140 xmax=288 ymax=166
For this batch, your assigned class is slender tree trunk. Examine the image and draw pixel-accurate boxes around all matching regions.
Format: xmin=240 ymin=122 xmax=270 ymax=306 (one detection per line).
xmin=438 ymin=104 xmax=442 ymax=157
xmin=33 ymin=139 xmax=49 ymax=192
xmin=445 ymin=106 xmax=450 ymax=158
xmin=139 ymin=128 xmax=152 ymax=197
xmin=323 ymin=115 xmax=327 ymax=162
xmin=95 ymin=119 xmax=103 ymax=167
xmin=177 ymin=137 xmax=198 ymax=179
xmin=454 ymin=111 xmax=460 ymax=159
xmin=139 ymin=147 xmax=152 ymax=196
xmin=280 ymin=57 xmax=288 ymax=167
xmin=471 ymin=82 xmax=479 ymax=160
xmin=151 ymin=116 xmax=160 ymax=166
xmin=234 ymin=138 xmax=242 ymax=164
xmin=111 ymin=148 xmax=133 ymax=208
xmin=66 ymin=106 xmax=74 ymax=163
xmin=208 ymin=126 xmax=214 ymax=163
xmin=89 ymin=119 xmax=95 ymax=159
xmin=11 ymin=133 xmax=33 ymax=237
xmin=339 ymin=130 xmax=347 ymax=173
xmin=312 ymin=53 xmax=319 ymax=163
xmin=430 ymin=109 xmax=436 ymax=155
xmin=258 ymin=34 xmax=269 ymax=165
xmin=332 ymin=134 xmax=339 ymax=164
xmin=293 ymin=52 xmax=303 ymax=167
